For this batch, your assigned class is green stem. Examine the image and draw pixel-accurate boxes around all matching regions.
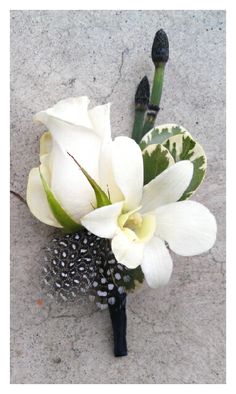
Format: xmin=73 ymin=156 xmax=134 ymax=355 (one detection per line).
xmin=142 ymin=115 xmax=156 ymax=136
xmin=132 ymin=110 xmax=145 ymax=144
xmin=142 ymin=63 xmax=165 ymax=136
xmin=151 ymin=63 xmax=165 ymax=105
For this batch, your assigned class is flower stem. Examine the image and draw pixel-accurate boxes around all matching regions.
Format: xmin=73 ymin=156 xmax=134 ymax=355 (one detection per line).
xmin=131 ymin=76 xmax=150 ymax=144
xmin=132 ymin=110 xmax=146 ymax=144
xmin=108 ymin=291 xmax=127 ymax=357
xmin=142 ymin=63 xmax=165 ymax=135
xmin=142 ymin=29 xmax=169 ymax=137
xmin=151 ymin=63 xmax=165 ymax=105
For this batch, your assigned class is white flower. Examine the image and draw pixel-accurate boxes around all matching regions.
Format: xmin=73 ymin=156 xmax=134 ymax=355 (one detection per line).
xmin=81 ymin=136 xmax=217 ymax=288
xmin=27 ymin=97 xmax=216 ymax=289
xmin=27 ymin=96 xmax=111 ymax=227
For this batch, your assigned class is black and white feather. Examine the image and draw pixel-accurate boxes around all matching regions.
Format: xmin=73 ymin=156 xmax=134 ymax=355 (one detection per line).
xmin=41 ymin=229 xmax=144 ymax=309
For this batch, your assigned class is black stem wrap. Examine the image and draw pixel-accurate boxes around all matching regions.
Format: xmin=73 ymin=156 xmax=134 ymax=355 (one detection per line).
xmin=108 ymin=291 xmax=128 ymax=357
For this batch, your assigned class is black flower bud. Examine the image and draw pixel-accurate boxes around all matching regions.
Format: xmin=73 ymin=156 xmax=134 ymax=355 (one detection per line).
xmin=135 ymin=76 xmax=150 ymax=110
xmin=151 ymin=29 xmax=169 ymax=67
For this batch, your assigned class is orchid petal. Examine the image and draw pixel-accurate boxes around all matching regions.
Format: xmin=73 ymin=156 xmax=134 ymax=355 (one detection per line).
xmin=141 ymin=161 xmax=193 ymax=214
xmin=111 ymin=229 xmax=144 ymax=269
xmin=141 ymin=236 xmax=173 ymax=288
xmin=81 ymin=202 xmax=124 ymax=239
xmin=111 ymin=136 xmax=143 ymax=211
xmin=155 ymin=201 xmax=217 ymax=256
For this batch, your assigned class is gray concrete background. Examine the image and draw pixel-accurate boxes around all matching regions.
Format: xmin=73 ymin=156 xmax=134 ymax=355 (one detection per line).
xmin=10 ymin=10 xmax=226 ymax=384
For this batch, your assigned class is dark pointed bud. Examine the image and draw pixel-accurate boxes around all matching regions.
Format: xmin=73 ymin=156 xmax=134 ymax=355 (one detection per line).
xmin=135 ymin=76 xmax=150 ymax=110
xmin=151 ymin=29 xmax=169 ymax=67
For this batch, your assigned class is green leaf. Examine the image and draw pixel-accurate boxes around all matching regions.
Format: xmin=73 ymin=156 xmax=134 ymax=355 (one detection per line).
xmin=112 ymin=265 xmax=144 ymax=292
xmin=67 ymin=152 xmax=111 ymax=208
xmin=143 ymin=144 xmax=174 ymax=185
xmin=140 ymin=123 xmax=187 ymax=150
xmin=39 ymin=169 xmax=81 ymax=233
xmin=125 ymin=266 xmax=145 ymax=292
xmin=140 ymin=123 xmax=207 ymax=199
xmin=163 ymin=132 xmax=207 ymax=200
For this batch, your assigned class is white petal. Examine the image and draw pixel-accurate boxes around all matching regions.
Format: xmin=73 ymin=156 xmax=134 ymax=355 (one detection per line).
xmin=35 ymin=98 xmax=102 ymax=184
xmin=40 ymin=131 xmax=52 ymax=158
xmin=26 ymin=167 xmax=62 ymax=228
xmin=50 ymin=142 xmax=96 ymax=221
xmin=99 ymin=139 xmax=124 ymax=203
xmin=141 ymin=161 xmax=193 ymax=214
xmin=155 ymin=201 xmax=217 ymax=256
xmin=111 ymin=229 xmax=144 ymax=269
xmin=81 ymin=202 xmax=124 ymax=239
xmin=35 ymin=96 xmax=92 ymax=129
xmin=37 ymin=114 xmax=101 ymax=178
xmin=141 ymin=237 xmax=173 ymax=288
xmin=111 ymin=136 xmax=144 ymax=211
xmin=88 ymin=103 xmax=111 ymax=139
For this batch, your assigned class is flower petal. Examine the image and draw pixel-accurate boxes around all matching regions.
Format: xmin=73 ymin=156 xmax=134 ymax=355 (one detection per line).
xmin=50 ymin=142 xmax=97 ymax=221
xmin=141 ymin=161 xmax=193 ymax=214
xmin=81 ymin=202 xmax=124 ymax=239
xmin=111 ymin=136 xmax=144 ymax=211
xmin=99 ymin=140 xmax=124 ymax=203
xmin=40 ymin=131 xmax=52 ymax=159
xmin=135 ymin=214 xmax=156 ymax=243
xmin=141 ymin=236 xmax=173 ymax=288
xmin=39 ymin=167 xmax=81 ymax=232
xmin=26 ymin=167 xmax=62 ymax=228
xmin=88 ymin=103 xmax=111 ymax=139
xmin=35 ymin=96 xmax=92 ymax=129
xmin=111 ymin=229 xmax=144 ymax=269
xmin=155 ymin=201 xmax=217 ymax=256
xmin=35 ymin=98 xmax=102 ymax=188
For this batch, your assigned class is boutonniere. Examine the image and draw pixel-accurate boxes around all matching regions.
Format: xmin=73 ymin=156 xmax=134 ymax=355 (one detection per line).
xmin=27 ymin=30 xmax=217 ymax=357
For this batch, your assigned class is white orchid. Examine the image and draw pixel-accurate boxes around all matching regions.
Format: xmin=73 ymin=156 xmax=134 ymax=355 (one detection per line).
xmin=27 ymin=96 xmax=217 ymax=289
xmin=80 ymin=136 xmax=217 ymax=288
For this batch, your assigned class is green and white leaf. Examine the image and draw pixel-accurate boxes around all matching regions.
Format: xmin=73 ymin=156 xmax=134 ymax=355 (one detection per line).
xmin=140 ymin=123 xmax=188 ymax=150
xmin=112 ymin=265 xmax=144 ymax=292
xmin=40 ymin=169 xmax=81 ymax=233
xmin=163 ymin=132 xmax=207 ymax=200
xmin=143 ymin=144 xmax=175 ymax=185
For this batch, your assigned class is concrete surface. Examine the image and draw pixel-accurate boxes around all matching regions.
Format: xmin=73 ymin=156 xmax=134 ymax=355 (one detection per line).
xmin=10 ymin=10 xmax=226 ymax=384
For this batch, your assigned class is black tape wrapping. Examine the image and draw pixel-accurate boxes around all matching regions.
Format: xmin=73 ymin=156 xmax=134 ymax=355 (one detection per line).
xmin=108 ymin=291 xmax=128 ymax=357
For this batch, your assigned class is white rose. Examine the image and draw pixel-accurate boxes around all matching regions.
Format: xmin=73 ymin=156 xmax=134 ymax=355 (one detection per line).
xmin=27 ymin=96 xmax=112 ymax=229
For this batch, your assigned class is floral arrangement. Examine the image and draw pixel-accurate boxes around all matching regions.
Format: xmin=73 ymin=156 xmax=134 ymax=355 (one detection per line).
xmin=26 ymin=30 xmax=217 ymax=357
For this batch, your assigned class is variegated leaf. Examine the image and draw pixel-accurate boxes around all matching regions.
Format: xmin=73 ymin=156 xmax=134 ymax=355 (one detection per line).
xmin=143 ymin=144 xmax=175 ymax=185
xmin=140 ymin=123 xmax=188 ymax=150
xmin=163 ymin=132 xmax=207 ymax=200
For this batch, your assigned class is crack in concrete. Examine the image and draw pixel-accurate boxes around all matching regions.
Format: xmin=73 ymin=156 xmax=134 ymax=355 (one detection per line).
xmin=50 ymin=307 xmax=100 ymax=322
xmin=50 ymin=313 xmax=78 ymax=320
xmin=102 ymin=48 xmax=128 ymax=101
xmin=10 ymin=190 xmax=27 ymax=206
